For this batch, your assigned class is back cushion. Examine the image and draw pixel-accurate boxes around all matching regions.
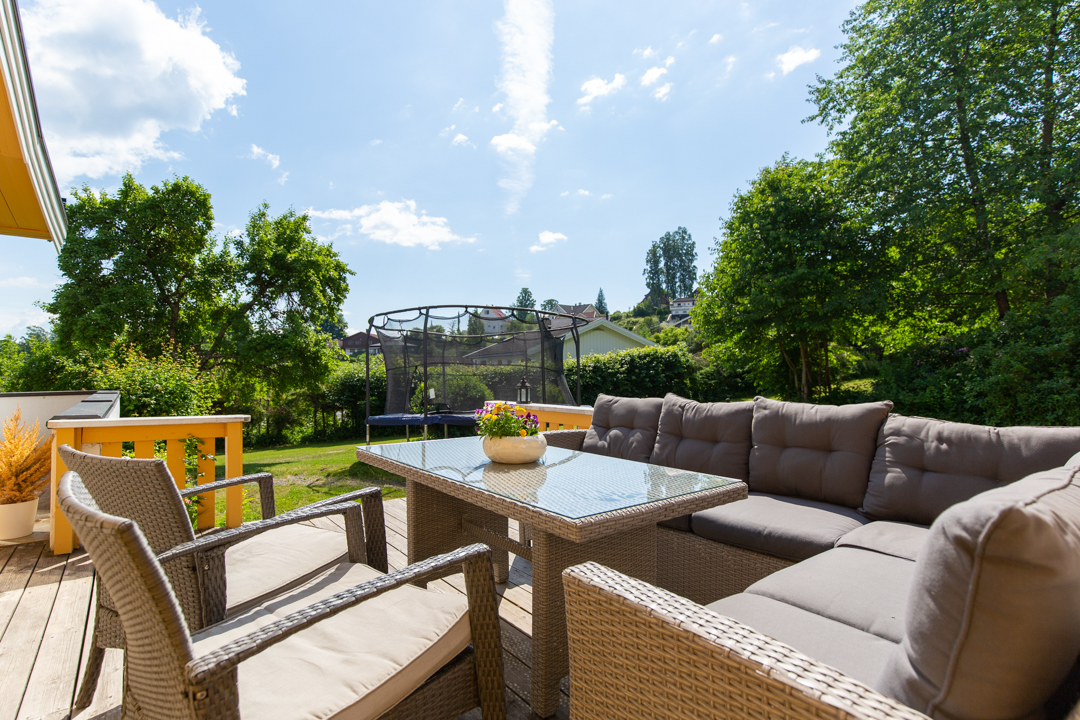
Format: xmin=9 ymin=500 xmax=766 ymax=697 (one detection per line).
xmin=876 ymin=466 xmax=1080 ymax=719
xmin=650 ymin=394 xmax=754 ymax=480
xmin=862 ymin=414 xmax=1080 ymax=525
xmin=749 ymin=397 xmax=893 ymax=509
xmin=582 ymin=394 xmax=663 ymax=463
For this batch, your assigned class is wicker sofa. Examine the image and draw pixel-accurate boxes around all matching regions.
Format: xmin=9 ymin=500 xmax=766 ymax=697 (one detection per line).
xmin=545 ymin=393 xmax=1080 ymax=719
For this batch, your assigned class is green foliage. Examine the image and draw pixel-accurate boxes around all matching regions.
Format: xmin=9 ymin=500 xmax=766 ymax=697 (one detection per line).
xmin=644 ymin=228 xmax=697 ymax=300
xmin=695 ymin=157 xmax=879 ymax=400
xmin=96 ymin=346 xmax=214 ymax=417
xmin=514 ymin=288 xmax=536 ymax=309
xmin=319 ymin=313 xmax=347 ymax=340
xmin=475 ymin=402 xmax=540 ymax=438
xmin=466 ymin=313 xmax=485 ymax=336
xmin=0 ymin=333 xmax=95 ymax=393
xmin=540 ymin=298 xmax=560 ymax=312
xmin=410 ymin=372 xmax=493 ymax=413
xmin=567 ymin=346 xmax=698 ymax=406
xmin=595 ymin=288 xmax=608 ymax=315
xmin=653 ymin=326 xmax=689 ymax=347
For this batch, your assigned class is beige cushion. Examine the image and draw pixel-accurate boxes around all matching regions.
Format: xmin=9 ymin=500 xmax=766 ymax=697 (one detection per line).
xmin=225 ymin=523 xmax=349 ymax=614
xmin=690 ymin=492 xmax=868 ymax=561
xmin=749 ymin=397 xmax=893 ymax=508
xmin=650 ymin=394 xmax=754 ymax=480
xmin=835 ymin=521 xmax=928 ymax=562
xmin=876 ymin=466 xmax=1080 ymax=719
xmin=193 ymin=562 xmax=471 ymax=720
xmin=863 ymin=414 xmax=1080 ymax=525
xmin=582 ymin=394 xmax=663 ymax=463
xmin=707 ymin=592 xmax=897 ymax=686
xmin=745 ymin=546 xmax=914 ymax=643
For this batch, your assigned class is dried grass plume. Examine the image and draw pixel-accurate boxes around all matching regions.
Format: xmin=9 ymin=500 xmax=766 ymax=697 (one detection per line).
xmin=0 ymin=407 xmax=51 ymax=504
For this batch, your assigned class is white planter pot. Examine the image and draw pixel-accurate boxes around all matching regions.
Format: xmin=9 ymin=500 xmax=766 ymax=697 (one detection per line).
xmin=0 ymin=498 xmax=38 ymax=540
xmin=482 ymin=434 xmax=548 ymax=464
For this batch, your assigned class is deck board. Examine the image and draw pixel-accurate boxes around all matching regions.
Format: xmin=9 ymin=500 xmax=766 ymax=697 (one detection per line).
xmin=0 ymin=497 xmax=562 ymax=720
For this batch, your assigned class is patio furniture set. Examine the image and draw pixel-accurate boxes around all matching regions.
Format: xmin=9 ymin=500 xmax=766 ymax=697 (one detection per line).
xmin=55 ymin=390 xmax=1080 ymax=719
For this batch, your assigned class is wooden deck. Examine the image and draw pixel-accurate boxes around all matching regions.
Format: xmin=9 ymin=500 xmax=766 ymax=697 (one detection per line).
xmin=0 ymin=498 xmax=567 ymax=720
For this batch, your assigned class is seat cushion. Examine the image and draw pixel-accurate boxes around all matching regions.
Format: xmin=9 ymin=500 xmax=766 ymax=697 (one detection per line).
xmin=225 ymin=523 xmax=349 ymax=614
xmin=582 ymin=394 xmax=663 ymax=463
xmin=690 ymin=492 xmax=869 ymax=562
xmin=707 ymin=592 xmax=897 ymax=686
xmin=876 ymin=465 xmax=1080 ymax=719
xmin=193 ymin=562 xmax=472 ymax=720
xmin=836 ymin=521 xmax=928 ymax=562
xmin=650 ymin=394 xmax=755 ymax=480
xmin=745 ymin=546 xmax=915 ymax=643
xmin=862 ymin=414 xmax=1080 ymax=525
xmin=749 ymin=397 xmax=893 ymax=509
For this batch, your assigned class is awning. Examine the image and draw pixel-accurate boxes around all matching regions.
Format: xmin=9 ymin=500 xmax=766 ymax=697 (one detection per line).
xmin=0 ymin=0 xmax=66 ymax=251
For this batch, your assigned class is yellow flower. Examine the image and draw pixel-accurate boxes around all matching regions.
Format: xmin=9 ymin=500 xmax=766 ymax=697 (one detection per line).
xmin=519 ymin=429 xmax=527 ymax=437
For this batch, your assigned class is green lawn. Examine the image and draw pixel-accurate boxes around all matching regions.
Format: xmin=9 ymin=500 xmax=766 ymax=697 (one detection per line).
xmin=208 ymin=437 xmax=410 ymax=524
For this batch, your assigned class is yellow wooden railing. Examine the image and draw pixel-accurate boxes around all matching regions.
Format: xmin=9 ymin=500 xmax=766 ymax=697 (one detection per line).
xmin=527 ymin=403 xmax=593 ymax=431
xmin=46 ymin=415 xmax=250 ymax=554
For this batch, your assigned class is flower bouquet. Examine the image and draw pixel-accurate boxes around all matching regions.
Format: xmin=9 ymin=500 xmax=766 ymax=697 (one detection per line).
xmin=474 ymin=401 xmax=547 ymax=464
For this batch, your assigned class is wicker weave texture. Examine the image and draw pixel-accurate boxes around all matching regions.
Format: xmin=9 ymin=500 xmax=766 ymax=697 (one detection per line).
xmin=656 ymin=526 xmax=795 ymax=604
xmin=541 ymin=429 xmax=587 ymax=451
xmin=563 ymin=561 xmax=932 ymax=720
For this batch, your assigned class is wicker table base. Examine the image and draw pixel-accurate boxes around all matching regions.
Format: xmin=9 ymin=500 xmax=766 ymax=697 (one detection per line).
xmin=406 ymin=478 xmax=656 ymax=716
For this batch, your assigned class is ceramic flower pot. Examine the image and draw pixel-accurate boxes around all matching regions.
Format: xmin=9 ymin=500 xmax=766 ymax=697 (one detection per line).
xmin=0 ymin=498 xmax=37 ymax=540
xmin=482 ymin=434 xmax=547 ymax=464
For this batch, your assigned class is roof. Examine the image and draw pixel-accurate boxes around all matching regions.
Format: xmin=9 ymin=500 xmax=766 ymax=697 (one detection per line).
xmin=481 ymin=308 xmax=508 ymax=319
xmin=339 ymin=331 xmax=380 ymax=348
xmin=0 ymin=0 xmax=67 ymax=250
xmin=462 ymin=318 xmax=654 ymax=360
xmin=556 ymin=303 xmax=599 ymax=318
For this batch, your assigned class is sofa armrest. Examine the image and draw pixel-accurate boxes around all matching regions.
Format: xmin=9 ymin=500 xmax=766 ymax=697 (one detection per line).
xmin=563 ymin=561 xmax=930 ymax=720
xmin=542 ymin=428 xmax=587 ymax=451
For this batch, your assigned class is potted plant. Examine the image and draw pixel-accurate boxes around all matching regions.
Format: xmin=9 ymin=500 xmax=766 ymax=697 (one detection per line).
xmin=475 ymin=401 xmax=547 ymax=464
xmin=0 ymin=407 xmax=51 ymax=540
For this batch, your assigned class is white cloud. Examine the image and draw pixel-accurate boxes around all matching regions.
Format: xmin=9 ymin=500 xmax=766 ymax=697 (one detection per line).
xmin=492 ymin=103 xmax=503 ymax=113
xmin=308 ymin=200 xmax=475 ymax=250
xmin=709 ymin=33 xmax=722 ymax=44
xmin=641 ymin=66 xmax=667 ymax=86
xmin=23 ymin=0 xmax=246 ymax=186
xmin=723 ymin=55 xmax=737 ymax=78
xmin=560 ymin=190 xmax=569 ymax=196
xmin=529 ymin=230 xmax=566 ymax=252
xmin=452 ymin=133 xmax=475 ymax=148
xmin=577 ymin=74 xmax=626 ymax=106
xmin=491 ymin=0 xmax=556 ymax=214
xmin=635 ymin=46 xmax=658 ymax=59
xmin=276 ymin=171 xmax=289 ymax=185
xmin=777 ymin=46 xmax=821 ymax=74
xmin=666 ymin=56 xmax=675 ymax=67
xmin=601 ymin=193 xmax=613 ymax=199
xmin=370 ymin=139 xmax=382 ymax=146
xmin=452 ymin=98 xmax=465 ymax=111
xmin=226 ymin=104 xmax=238 ymax=116
xmin=653 ymin=83 xmax=672 ymax=101
xmin=575 ymin=189 xmax=590 ymax=196
xmin=0 ymin=276 xmax=53 ymax=288
xmin=248 ymin=144 xmax=280 ymax=169
xmin=439 ymin=125 xmax=456 ymax=137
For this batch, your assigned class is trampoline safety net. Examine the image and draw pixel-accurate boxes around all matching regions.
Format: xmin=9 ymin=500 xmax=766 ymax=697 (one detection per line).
xmin=366 ymin=305 xmax=586 ymax=427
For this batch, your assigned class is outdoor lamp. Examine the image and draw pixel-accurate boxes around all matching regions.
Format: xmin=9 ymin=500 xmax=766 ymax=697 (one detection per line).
xmin=517 ymin=376 xmax=531 ymax=404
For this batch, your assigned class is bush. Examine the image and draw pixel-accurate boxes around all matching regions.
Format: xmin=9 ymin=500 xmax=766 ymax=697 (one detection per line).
xmin=96 ymin=346 xmax=214 ymax=417
xmin=411 ymin=372 xmax=493 ymax=413
xmin=567 ymin=346 xmax=698 ymax=405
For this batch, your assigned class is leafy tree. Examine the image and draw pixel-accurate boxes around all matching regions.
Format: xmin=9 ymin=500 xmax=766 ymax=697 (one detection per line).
xmin=319 ymin=312 xmax=347 ymax=340
xmin=514 ymin=288 xmax=536 ymax=309
xmin=643 ymin=244 xmax=664 ymax=301
xmin=809 ymin=0 xmax=1080 ymax=327
xmin=695 ymin=157 xmax=879 ymax=400
xmin=595 ymin=288 xmax=608 ymax=315
xmin=653 ymin=325 xmax=689 ymax=347
xmin=644 ymin=228 xmax=697 ymax=301
xmin=466 ymin=313 xmax=486 ymax=336
xmin=48 ymin=175 xmax=353 ymax=398
xmin=540 ymin=298 xmax=560 ymax=312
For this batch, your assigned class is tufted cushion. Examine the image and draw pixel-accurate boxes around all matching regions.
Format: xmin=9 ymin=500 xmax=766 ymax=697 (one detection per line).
xmin=862 ymin=414 xmax=1080 ymax=525
xmin=581 ymin=394 xmax=663 ymax=463
xmin=650 ymin=394 xmax=755 ymax=480
xmin=748 ymin=397 xmax=893 ymax=509
xmin=876 ymin=466 xmax=1080 ymax=719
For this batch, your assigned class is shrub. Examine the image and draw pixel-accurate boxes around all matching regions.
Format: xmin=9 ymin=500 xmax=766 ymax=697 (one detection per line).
xmin=567 ymin=346 xmax=698 ymax=405
xmin=411 ymin=372 xmax=493 ymax=413
xmin=96 ymin=346 xmax=214 ymax=417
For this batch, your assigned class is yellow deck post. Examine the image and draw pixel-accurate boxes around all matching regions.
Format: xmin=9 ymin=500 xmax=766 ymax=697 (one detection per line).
xmin=133 ymin=440 xmax=155 ymax=459
xmin=166 ymin=439 xmax=186 ymax=490
xmin=50 ymin=426 xmax=80 ymax=554
xmin=225 ymin=422 xmax=244 ymax=527
xmin=196 ymin=438 xmax=216 ymax=529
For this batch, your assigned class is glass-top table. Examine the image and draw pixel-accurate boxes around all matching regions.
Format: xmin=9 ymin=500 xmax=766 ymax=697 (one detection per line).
xmin=358 ymin=435 xmax=740 ymax=520
xmin=355 ymin=435 xmax=747 ymax=718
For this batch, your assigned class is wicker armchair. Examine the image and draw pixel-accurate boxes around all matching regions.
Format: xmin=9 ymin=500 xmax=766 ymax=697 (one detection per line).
xmin=58 ymin=469 xmax=506 ymax=720
xmin=563 ymin=561 xmax=932 ymax=720
xmin=58 ymin=445 xmax=388 ymax=710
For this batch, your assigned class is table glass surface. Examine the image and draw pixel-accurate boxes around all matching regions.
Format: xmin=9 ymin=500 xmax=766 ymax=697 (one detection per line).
xmin=357 ymin=436 xmax=741 ymax=520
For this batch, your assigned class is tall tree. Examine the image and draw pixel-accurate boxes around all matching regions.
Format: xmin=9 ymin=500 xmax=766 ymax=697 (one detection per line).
xmin=466 ymin=312 xmax=486 ymax=336
xmin=643 ymin=244 xmax=665 ymax=301
xmin=695 ymin=157 xmax=878 ymax=400
xmin=595 ymin=288 xmax=608 ymax=315
xmin=320 ymin=312 xmax=348 ymax=340
xmin=48 ymin=175 xmax=353 ymax=394
xmin=809 ymin=0 xmax=1080 ymax=327
xmin=540 ymin=298 xmax=560 ymax=312
xmin=514 ymin=288 xmax=536 ymax=309
xmin=643 ymin=228 xmax=698 ymax=301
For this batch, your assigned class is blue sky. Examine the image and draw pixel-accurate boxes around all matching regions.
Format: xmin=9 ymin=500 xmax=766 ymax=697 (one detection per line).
xmin=2 ymin=0 xmax=855 ymax=337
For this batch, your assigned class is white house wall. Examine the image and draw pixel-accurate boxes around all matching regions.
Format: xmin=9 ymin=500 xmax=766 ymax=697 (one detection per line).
xmin=563 ymin=326 xmax=649 ymax=362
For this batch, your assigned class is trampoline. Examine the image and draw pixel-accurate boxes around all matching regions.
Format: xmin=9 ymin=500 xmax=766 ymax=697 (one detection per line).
xmin=364 ymin=305 xmax=587 ymax=442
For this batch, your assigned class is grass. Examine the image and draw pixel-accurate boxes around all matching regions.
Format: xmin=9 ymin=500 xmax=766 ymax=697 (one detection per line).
xmin=207 ymin=436 xmax=411 ymax=524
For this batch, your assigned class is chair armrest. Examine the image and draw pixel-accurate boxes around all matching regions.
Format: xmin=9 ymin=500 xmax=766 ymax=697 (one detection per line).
xmin=542 ymin=428 xmax=587 ymax=450
xmin=563 ymin=561 xmax=930 ymax=720
xmin=286 ymin=486 xmax=387 ymax=572
xmin=184 ymin=543 xmax=503 ymax=705
xmin=180 ymin=473 xmax=276 ymax=520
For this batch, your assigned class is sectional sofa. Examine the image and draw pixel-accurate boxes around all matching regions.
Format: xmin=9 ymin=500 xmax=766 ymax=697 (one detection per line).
xmin=544 ymin=393 xmax=1080 ymax=720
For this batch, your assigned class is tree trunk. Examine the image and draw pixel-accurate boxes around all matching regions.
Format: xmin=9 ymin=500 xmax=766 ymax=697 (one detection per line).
xmin=995 ymin=289 xmax=1011 ymax=320
xmin=799 ymin=342 xmax=811 ymax=401
xmin=823 ymin=341 xmax=832 ymax=395
xmin=779 ymin=340 xmax=800 ymax=398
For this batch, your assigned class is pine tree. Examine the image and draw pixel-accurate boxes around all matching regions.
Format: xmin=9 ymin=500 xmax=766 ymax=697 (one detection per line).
xmin=595 ymin=288 xmax=608 ymax=315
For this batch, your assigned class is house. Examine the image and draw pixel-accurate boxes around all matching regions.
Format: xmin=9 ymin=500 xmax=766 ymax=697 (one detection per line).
xmin=669 ymin=295 xmax=695 ymax=319
xmin=555 ymin=303 xmax=601 ymax=320
xmin=479 ymin=307 xmax=509 ymax=334
xmin=338 ymin=330 xmax=381 ymax=356
xmin=463 ymin=317 xmax=655 ymax=366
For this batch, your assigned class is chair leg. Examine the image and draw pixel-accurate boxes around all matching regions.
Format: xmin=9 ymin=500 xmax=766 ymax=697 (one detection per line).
xmin=73 ymin=641 xmax=105 ymax=710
